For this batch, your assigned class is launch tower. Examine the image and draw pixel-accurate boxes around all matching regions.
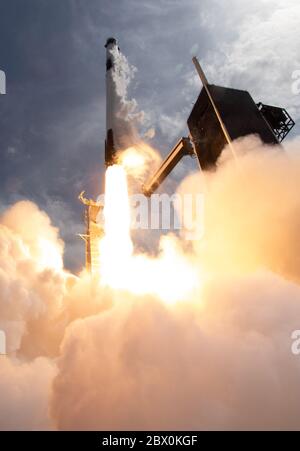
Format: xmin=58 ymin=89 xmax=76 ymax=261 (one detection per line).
xmin=78 ymin=192 xmax=103 ymax=274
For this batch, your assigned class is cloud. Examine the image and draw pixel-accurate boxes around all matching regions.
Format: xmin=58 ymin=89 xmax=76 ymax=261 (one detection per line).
xmin=50 ymin=136 xmax=300 ymax=431
xmin=0 ymin=201 xmax=64 ymax=354
xmin=50 ymin=271 xmax=300 ymax=431
xmin=186 ymin=0 xmax=300 ymax=128
xmin=203 ymin=136 xmax=300 ymax=283
xmin=0 ymin=198 xmax=112 ymax=431
xmin=1 ymin=138 xmax=300 ymax=430
xmin=159 ymin=113 xmax=186 ymax=141
xmin=0 ymin=357 xmax=56 ymax=431
xmin=144 ymin=128 xmax=156 ymax=139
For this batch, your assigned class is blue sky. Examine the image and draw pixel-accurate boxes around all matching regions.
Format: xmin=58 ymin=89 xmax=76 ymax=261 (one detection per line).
xmin=0 ymin=0 xmax=299 ymax=269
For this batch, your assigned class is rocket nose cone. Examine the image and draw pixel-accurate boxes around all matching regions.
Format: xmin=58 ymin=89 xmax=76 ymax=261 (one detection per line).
xmin=105 ymin=37 xmax=117 ymax=48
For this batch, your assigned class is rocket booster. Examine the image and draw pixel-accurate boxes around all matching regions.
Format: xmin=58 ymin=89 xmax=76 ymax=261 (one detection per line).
xmin=105 ymin=37 xmax=119 ymax=167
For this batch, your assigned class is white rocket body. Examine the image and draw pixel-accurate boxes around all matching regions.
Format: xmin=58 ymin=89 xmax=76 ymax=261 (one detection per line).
xmin=104 ymin=37 xmax=140 ymax=166
xmin=105 ymin=37 xmax=120 ymax=166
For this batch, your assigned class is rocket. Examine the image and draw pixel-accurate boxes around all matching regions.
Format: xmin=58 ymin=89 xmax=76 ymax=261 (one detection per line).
xmin=105 ymin=37 xmax=120 ymax=167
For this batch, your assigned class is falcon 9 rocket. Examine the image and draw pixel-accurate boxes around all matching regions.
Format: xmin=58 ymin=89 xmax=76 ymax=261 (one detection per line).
xmin=105 ymin=37 xmax=120 ymax=167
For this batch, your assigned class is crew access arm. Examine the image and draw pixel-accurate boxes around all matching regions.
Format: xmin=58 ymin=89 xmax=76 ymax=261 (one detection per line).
xmin=142 ymin=137 xmax=194 ymax=197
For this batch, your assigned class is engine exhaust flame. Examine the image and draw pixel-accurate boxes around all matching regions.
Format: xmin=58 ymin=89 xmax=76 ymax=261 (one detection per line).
xmin=99 ymin=165 xmax=133 ymax=288
xmin=99 ymin=164 xmax=199 ymax=304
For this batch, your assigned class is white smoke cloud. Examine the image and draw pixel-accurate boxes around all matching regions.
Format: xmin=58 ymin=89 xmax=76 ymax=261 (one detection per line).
xmin=50 ymin=137 xmax=300 ymax=431
xmin=1 ymin=138 xmax=300 ymax=430
xmin=50 ymin=271 xmax=300 ymax=431
xmin=0 ymin=357 xmax=56 ymax=431
xmin=195 ymin=136 xmax=300 ymax=284
xmin=0 ymin=201 xmax=110 ymax=430
xmin=0 ymin=201 xmax=65 ymax=354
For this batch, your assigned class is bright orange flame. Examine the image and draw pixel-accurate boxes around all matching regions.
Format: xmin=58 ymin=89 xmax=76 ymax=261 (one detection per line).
xmin=99 ymin=165 xmax=200 ymax=304
xmin=120 ymin=147 xmax=146 ymax=173
xmin=99 ymin=165 xmax=133 ymax=287
xmin=118 ymin=142 xmax=162 ymax=181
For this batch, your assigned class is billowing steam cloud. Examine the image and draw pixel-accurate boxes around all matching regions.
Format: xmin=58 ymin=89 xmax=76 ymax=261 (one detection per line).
xmin=179 ymin=136 xmax=300 ymax=283
xmin=1 ymin=137 xmax=300 ymax=430
xmin=0 ymin=357 xmax=56 ymax=431
xmin=0 ymin=201 xmax=64 ymax=355
xmin=0 ymin=201 xmax=110 ymax=429
xmin=51 ymin=272 xmax=300 ymax=431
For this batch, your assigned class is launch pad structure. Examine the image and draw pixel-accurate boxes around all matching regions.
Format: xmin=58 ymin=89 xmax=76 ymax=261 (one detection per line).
xmin=78 ymin=192 xmax=103 ymax=274
xmin=143 ymin=57 xmax=295 ymax=196
xmin=79 ymin=38 xmax=296 ymax=274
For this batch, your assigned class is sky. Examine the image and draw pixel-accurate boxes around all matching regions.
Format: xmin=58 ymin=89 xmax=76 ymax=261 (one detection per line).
xmin=0 ymin=0 xmax=300 ymax=271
